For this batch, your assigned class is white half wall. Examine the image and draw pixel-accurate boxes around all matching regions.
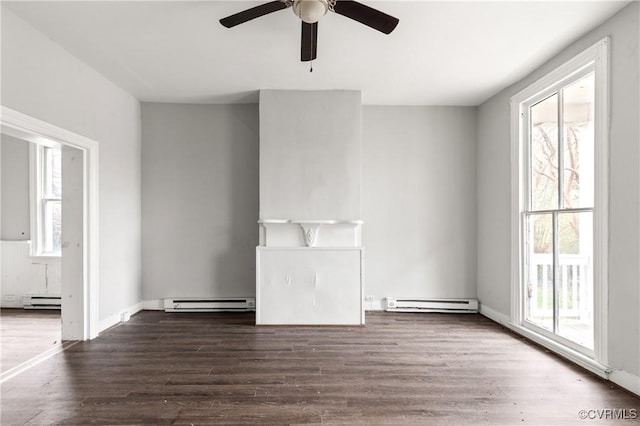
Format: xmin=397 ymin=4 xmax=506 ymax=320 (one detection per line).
xmin=0 ymin=241 xmax=61 ymax=308
xmin=362 ymin=106 xmax=478 ymax=302
xmin=141 ymin=103 xmax=259 ymax=300
xmin=1 ymin=134 xmax=30 ymax=240
xmin=256 ymin=248 xmax=364 ymax=325
xmin=1 ymin=9 xmax=142 ymax=324
xmin=477 ymin=1 xmax=639 ymax=381
xmin=257 ymin=90 xmax=364 ymax=325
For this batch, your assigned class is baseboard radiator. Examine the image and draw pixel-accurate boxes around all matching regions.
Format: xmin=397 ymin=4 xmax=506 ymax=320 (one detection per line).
xmin=164 ymin=298 xmax=256 ymax=312
xmin=23 ymin=295 xmax=62 ymax=310
xmin=386 ymin=298 xmax=478 ymax=313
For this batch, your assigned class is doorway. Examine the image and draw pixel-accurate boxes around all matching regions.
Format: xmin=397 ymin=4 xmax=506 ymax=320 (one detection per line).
xmin=0 ymin=132 xmax=63 ymax=377
xmin=0 ymin=106 xmax=99 ymax=352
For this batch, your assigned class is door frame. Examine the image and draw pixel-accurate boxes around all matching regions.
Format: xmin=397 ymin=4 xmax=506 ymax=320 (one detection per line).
xmin=1 ymin=105 xmax=99 ymax=340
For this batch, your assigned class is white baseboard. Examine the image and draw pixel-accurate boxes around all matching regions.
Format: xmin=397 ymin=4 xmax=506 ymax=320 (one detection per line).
xmin=610 ymin=368 xmax=640 ymax=396
xmin=478 ymin=303 xmax=511 ymax=326
xmin=141 ymin=299 xmax=164 ymax=310
xmin=98 ymin=301 xmax=144 ymax=333
xmin=364 ymin=299 xmax=384 ymax=311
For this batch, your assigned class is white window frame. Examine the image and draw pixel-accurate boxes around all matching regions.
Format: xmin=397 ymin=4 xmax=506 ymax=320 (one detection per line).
xmin=30 ymin=142 xmax=62 ymax=257
xmin=510 ymin=38 xmax=609 ymax=376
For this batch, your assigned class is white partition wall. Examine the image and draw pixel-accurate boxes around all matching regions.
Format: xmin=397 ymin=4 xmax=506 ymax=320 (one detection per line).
xmin=257 ymin=247 xmax=364 ymax=325
xmin=259 ymin=90 xmax=362 ymax=220
xmin=257 ymin=90 xmax=364 ymax=325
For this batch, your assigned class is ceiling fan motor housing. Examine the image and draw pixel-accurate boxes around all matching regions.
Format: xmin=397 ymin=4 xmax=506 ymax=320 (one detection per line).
xmin=293 ymin=0 xmax=329 ymax=23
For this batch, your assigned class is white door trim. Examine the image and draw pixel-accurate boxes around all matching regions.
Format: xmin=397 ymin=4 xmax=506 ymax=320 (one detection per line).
xmin=1 ymin=106 xmax=99 ymax=340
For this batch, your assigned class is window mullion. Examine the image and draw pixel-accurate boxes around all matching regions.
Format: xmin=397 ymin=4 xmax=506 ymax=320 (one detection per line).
xmin=41 ymin=196 xmax=47 ymax=254
xmin=554 ymin=88 xmax=563 ymax=336
xmin=38 ymin=146 xmax=46 ymax=255
xmin=558 ymin=89 xmax=565 ymax=210
xmin=524 ymin=109 xmax=532 ymax=212
xmin=552 ymin=211 xmax=560 ymax=334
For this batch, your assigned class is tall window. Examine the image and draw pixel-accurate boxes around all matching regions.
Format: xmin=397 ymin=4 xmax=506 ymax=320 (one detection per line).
xmin=512 ymin=39 xmax=608 ymax=362
xmin=31 ymin=144 xmax=62 ymax=256
xmin=524 ymin=72 xmax=595 ymax=351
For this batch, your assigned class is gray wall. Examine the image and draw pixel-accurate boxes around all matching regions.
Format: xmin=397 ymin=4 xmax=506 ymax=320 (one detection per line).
xmin=2 ymin=9 xmax=142 ymax=322
xmin=363 ymin=106 xmax=477 ymax=301
xmin=141 ymin=103 xmax=259 ymax=300
xmin=1 ymin=134 xmax=30 ymax=240
xmin=259 ymin=90 xmax=362 ymax=220
xmin=141 ymin=103 xmax=478 ymax=303
xmin=477 ymin=2 xmax=639 ymax=376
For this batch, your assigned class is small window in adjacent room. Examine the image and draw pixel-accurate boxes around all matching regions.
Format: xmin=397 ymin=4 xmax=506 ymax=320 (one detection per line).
xmin=31 ymin=144 xmax=62 ymax=256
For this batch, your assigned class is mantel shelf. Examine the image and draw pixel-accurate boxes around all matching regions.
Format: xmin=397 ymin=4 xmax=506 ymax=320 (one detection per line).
xmin=258 ymin=219 xmax=363 ymax=248
xmin=258 ymin=219 xmax=364 ymax=225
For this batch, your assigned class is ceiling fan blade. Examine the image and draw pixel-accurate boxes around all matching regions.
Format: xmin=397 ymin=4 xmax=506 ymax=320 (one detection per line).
xmin=301 ymin=21 xmax=318 ymax=62
xmin=332 ymin=1 xmax=399 ymax=34
xmin=220 ymin=1 xmax=289 ymax=28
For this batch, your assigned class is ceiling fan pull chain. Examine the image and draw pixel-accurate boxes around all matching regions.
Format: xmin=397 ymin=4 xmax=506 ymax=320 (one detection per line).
xmin=310 ymin=61 xmax=313 ymax=73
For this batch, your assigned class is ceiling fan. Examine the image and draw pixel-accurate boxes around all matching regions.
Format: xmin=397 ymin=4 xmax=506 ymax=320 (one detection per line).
xmin=219 ymin=0 xmax=399 ymax=62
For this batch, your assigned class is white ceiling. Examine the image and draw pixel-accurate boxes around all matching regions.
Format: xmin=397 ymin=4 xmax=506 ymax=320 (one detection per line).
xmin=3 ymin=1 xmax=629 ymax=105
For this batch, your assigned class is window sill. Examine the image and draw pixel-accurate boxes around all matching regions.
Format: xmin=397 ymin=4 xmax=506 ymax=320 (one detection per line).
xmin=29 ymin=254 xmax=61 ymax=260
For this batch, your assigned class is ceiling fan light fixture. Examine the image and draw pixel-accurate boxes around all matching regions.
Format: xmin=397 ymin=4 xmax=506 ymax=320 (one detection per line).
xmin=293 ymin=0 xmax=329 ymax=24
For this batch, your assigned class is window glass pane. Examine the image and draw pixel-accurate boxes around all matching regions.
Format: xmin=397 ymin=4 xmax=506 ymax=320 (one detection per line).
xmin=557 ymin=212 xmax=593 ymax=349
xmin=530 ymin=94 xmax=559 ymax=210
xmin=562 ymin=73 xmax=594 ymax=209
xmin=44 ymin=200 xmax=62 ymax=254
xmin=525 ymin=213 xmax=554 ymax=332
xmin=45 ymin=147 xmax=62 ymax=198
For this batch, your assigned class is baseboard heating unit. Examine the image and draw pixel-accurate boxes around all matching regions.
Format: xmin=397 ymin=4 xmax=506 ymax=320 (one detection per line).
xmin=23 ymin=296 xmax=62 ymax=310
xmin=164 ymin=298 xmax=256 ymax=312
xmin=386 ymin=298 xmax=478 ymax=313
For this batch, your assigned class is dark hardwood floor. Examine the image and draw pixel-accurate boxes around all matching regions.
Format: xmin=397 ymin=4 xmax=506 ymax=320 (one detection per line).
xmin=1 ymin=311 xmax=638 ymax=425
xmin=0 ymin=309 xmax=61 ymax=374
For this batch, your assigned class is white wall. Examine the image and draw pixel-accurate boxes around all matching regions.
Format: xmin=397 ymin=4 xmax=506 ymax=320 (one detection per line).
xmin=259 ymin=90 xmax=362 ymax=220
xmin=476 ymin=98 xmax=511 ymax=316
xmin=1 ymin=134 xmax=30 ymax=240
xmin=362 ymin=106 xmax=477 ymax=303
xmin=1 ymin=9 xmax=142 ymax=323
xmin=141 ymin=103 xmax=259 ymax=301
xmin=1 ymin=241 xmax=61 ymax=308
xmin=477 ymin=1 xmax=639 ymax=380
